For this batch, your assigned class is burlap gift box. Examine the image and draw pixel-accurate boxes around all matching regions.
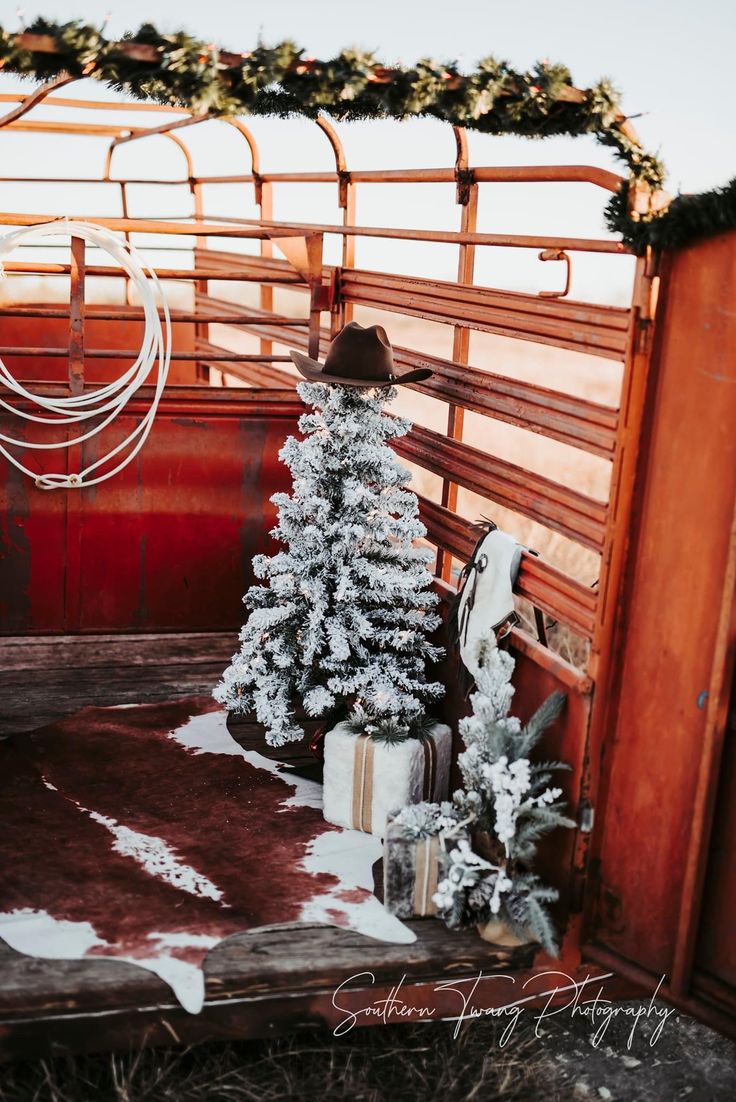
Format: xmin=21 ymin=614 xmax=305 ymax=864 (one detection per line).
xmin=383 ymin=813 xmax=468 ymax=918
xmin=322 ymin=722 xmax=452 ymax=838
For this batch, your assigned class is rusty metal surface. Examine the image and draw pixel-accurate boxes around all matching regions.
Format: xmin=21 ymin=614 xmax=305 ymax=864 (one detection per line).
xmin=1 ymin=75 xmax=735 ymax=1038
xmin=584 ymin=233 xmax=736 ymax=1022
xmin=0 ymin=391 xmax=301 ymax=634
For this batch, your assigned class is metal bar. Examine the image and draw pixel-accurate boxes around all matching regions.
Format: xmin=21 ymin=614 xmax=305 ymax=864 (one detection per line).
xmin=118 ymin=180 xmax=132 ymax=306
xmin=1 ymin=262 xmax=304 ymax=283
xmin=0 ymin=213 xmax=312 ymax=240
xmin=197 ymin=298 xmax=618 ymax=456
xmin=0 ymin=177 xmax=192 ymax=185
xmin=199 ymin=213 xmax=630 ymax=254
xmin=396 ymin=423 xmax=608 ymax=551
xmin=305 ymin=234 xmax=326 ymax=359
xmin=0 ymin=307 xmax=310 ymax=325
xmin=185 ymin=164 xmax=624 ymax=190
xmin=110 ymin=113 xmax=211 ymax=149
xmin=0 ymin=161 xmax=621 ymax=188
xmin=259 ymin=181 xmax=275 ymax=359
xmin=0 ymin=348 xmax=293 ymax=362
xmin=5 ymin=381 xmax=303 ymax=416
xmin=439 ymin=126 xmax=474 ymax=581
xmin=5 ymin=120 xmax=142 ymax=137
xmin=0 ymin=74 xmax=78 ymax=130
xmin=68 ymin=236 xmax=85 ymax=396
xmin=314 ymin=115 xmax=355 ymax=329
xmin=191 ymin=180 xmax=210 ymax=381
xmin=0 ymin=93 xmax=193 ymax=115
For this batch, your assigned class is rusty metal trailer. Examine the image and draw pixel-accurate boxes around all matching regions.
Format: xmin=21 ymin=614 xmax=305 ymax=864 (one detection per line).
xmin=0 ymin=76 xmax=734 ymax=1056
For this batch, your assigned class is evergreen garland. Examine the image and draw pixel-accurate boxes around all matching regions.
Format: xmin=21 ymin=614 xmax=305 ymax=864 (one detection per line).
xmin=2 ymin=18 xmax=732 ymax=251
xmin=608 ymin=176 xmax=736 ymax=255
xmin=0 ymin=20 xmax=664 ymax=189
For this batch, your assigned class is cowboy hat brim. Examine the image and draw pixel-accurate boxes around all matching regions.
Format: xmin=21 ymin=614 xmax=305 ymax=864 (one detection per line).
xmin=289 ymin=349 xmax=432 ymax=388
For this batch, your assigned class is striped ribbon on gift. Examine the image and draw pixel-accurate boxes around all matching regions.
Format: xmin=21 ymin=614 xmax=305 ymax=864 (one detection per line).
xmin=350 ymin=732 xmax=439 ymax=833
xmin=412 ymin=835 xmax=440 ymax=916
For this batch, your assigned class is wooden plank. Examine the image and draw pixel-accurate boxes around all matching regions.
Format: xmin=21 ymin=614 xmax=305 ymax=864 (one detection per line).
xmin=0 ymin=631 xmax=610 ymax=1062
xmin=0 ymin=661 xmax=230 ymax=735
xmin=197 ymin=340 xmax=297 ymax=387
xmin=0 ymin=631 xmax=235 ymax=671
xmin=189 ymin=319 xmax=607 ymax=550
xmin=195 ymin=252 xmax=629 ymax=359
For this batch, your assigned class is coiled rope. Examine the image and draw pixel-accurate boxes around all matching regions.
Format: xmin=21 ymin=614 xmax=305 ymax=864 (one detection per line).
xmin=0 ymin=220 xmax=171 ymax=489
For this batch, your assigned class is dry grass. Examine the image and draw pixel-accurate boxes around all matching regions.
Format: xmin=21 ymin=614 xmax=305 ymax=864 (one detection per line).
xmin=3 ymin=1005 xmax=736 ymax=1102
xmin=0 ymin=1023 xmax=559 ymax=1102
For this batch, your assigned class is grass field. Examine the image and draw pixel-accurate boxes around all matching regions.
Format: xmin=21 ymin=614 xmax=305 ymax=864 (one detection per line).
xmin=2 ymin=1002 xmax=735 ymax=1102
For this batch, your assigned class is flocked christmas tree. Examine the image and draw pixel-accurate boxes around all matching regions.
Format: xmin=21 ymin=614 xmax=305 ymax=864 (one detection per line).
xmin=214 ymin=381 xmax=444 ymax=746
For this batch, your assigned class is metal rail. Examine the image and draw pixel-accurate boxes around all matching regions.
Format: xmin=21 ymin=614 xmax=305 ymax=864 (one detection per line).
xmin=0 ymin=79 xmax=644 ymax=649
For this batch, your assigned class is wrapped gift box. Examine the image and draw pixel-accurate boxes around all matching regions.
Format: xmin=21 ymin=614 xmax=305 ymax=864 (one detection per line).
xmin=322 ymin=722 xmax=452 ymax=838
xmin=383 ymin=810 xmax=468 ymax=918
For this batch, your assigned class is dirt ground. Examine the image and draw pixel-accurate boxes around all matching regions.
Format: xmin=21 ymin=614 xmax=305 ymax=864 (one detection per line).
xmin=1 ymin=1001 xmax=734 ymax=1102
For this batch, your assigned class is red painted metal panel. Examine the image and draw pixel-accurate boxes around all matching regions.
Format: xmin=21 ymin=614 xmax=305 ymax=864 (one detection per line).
xmin=0 ymin=427 xmax=67 ymax=633
xmin=695 ymin=674 xmax=736 ymax=990
xmin=0 ymin=312 xmax=198 ymax=385
xmin=0 ymin=390 xmax=301 ymax=634
xmin=586 ymin=233 xmax=736 ymax=997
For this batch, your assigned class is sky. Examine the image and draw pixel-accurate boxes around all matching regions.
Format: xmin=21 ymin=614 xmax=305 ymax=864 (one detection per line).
xmin=2 ymin=0 xmax=732 ymax=191
xmin=0 ymin=0 xmax=733 ymax=299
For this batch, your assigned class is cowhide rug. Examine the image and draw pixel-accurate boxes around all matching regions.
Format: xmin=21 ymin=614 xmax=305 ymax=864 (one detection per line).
xmin=0 ymin=696 xmax=413 ymax=1013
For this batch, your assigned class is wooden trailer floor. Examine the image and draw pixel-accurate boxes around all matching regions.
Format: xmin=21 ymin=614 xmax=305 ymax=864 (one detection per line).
xmin=0 ymin=633 xmax=618 ymax=1062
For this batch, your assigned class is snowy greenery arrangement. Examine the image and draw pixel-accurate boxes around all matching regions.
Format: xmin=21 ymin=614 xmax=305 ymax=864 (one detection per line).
xmin=215 ymin=381 xmax=444 ymax=746
xmin=433 ymin=633 xmax=574 ymax=954
xmin=392 ymin=800 xmax=462 ymax=841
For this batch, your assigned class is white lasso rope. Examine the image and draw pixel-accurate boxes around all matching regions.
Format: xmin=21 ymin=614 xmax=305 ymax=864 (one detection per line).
xmin=0 ymin=220 xmax=171 ymax=489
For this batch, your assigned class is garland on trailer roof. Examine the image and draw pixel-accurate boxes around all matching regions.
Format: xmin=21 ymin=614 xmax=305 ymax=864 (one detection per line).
xmin=1 ymin=18 xmax=732 ymax=252
xmin=0 ymin=20 xmax=665 ymax=194
xmin=609 ymin=175 xmax=736 ymax=255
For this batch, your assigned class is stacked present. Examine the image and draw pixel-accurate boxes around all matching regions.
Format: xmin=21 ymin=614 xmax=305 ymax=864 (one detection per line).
xmin=322 ymin=720 xmax=452 ymax=837
xmin=381 ymin=634 xmax=575 ymax=954
xmin=383 ymin=802 xmax=468 ymax=918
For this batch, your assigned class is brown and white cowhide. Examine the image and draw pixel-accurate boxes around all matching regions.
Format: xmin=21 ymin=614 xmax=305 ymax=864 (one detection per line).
xmin=0 ymin=697 xmax=413 ymax=1013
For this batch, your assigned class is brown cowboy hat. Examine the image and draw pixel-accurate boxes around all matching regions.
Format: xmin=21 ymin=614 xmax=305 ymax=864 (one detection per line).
xmin=289 ymin=322 xmax=432 ymax=388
